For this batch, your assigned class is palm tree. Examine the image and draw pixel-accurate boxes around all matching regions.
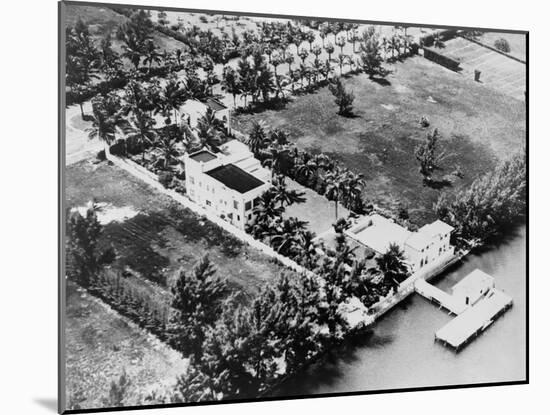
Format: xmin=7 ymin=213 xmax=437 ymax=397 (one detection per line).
xmin=119 ymin=31 xmax=143 ymax=70
xmin=270 ymin=217 xmax=308 ymax=255
xmin=221 ymin=66 xmax=241 ymax=109
xmin=337 ymin=54 xmax=347 ymax=76
xmin=324 ymin=167 xmax=347 ymax=220
xmin=341 ymin=171 xmax=365 ymax=212
xmin=376 ymin=243 xmax=409 ymax=292
xmin=160 ymin=77 xmax=188 ymax=125
xmin=247 ymin=120 xmax=268 ymax=156
xmin=305 ymin=30 xmax=316 ymax=51
xmin=335 ymin=36 xmax=347 ymax=54
xmin=272 ymin=174 xmax=306 ymax=208
xmin=324 ymin=42 xmax=335 ymax=63
xmin=298 ymin=47 xmax=309 ymax=65
xmin=127 ymin=109 xmax=157 ymax=162
xmin=143 ymin=40 xmax=162 ymax=73
xmin=294 ymin=230 xmax=319 ymax=269
xmin=156 ymin=136 xmax=181 ymax=170
xmin=86 ymin=98 xmax=124 ymax=152
xmin=285 ymin=54 xmax=295 ymax=75
xmin=256 ymin=66 xmax=276 ymax=103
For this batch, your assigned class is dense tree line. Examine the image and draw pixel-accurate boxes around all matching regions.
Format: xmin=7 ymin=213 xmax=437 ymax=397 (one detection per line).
xmin=434 ymin=150 xmax=526 ymax=248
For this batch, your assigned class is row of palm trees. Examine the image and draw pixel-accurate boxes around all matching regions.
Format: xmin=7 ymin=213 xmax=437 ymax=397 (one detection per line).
xmin=246 ymin=120 xmax=367 ymax=218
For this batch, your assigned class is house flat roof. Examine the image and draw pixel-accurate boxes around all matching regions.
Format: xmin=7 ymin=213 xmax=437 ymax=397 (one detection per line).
xmin=189 ymin=149 xmax=217 ymax=163
xmin=452 ymin=269 xmax=494 ymax=293
xmin=205 ymin=164 xmax=265 ymax=194
xmin=347 ymin=214 xmax=411 ymax=254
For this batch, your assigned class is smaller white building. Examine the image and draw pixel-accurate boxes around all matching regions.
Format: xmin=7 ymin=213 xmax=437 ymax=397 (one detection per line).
xmin=183 ymin=140 xmax=271 ymax=230
xmin=181 ymin=98 xmax=231 ymax=134
xmin=451 ymin=269 xmax=495 ymax=306
xmin=405 ymin=220 xmax=454 ymax=271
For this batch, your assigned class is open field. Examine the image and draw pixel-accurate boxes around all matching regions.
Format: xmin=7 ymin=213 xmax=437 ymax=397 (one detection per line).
xmin=442 ymin=36 xmax=526 ymax=100
xmin=234 ymin=56 xmax=525 ymax=226
xmin=65 ymin=281 xmax=187 ymax=410
xmin=66 ymin=160 xmax=292 ymax=299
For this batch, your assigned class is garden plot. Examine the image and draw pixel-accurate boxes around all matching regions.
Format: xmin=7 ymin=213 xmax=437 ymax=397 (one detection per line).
xmin=66 ymin=160 xmax=293 ymax=299
xmin=442 ymin=37 xmax=526 ymax=101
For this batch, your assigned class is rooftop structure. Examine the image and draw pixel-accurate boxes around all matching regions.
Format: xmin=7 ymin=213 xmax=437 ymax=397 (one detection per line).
xmin=345 ymin=214 xmax=454 ymax=272
xmin=346 ymin=214 xmax=412 ymax=255
xmin=184 ymin=140 xmax=271 ymax=230
xmin=205 ymin=164 xmax=265 ymax=194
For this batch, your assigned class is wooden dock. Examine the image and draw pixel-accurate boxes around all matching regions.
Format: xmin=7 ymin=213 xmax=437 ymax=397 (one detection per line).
xmin=414 ymin=279 xmax=468 ymax=315
xmin=435 ymin=289 xmax=513 ymax=351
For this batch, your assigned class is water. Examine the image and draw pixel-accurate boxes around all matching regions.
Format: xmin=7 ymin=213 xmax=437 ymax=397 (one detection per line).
xmin=277 ymin=225 xmax=527 ymax=395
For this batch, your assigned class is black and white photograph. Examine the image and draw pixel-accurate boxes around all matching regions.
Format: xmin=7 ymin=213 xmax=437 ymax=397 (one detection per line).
xmin=58 ymin=0 xmax=527 ymax=412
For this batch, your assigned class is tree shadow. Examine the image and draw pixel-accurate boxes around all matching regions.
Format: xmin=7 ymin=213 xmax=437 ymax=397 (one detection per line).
xmin=371 ymin=76 xmax=392 ymax=86
xmin=34 ymin=398 xmax=57 ymax=413
xmin=424 ymin=178 xmax=452 ymax=189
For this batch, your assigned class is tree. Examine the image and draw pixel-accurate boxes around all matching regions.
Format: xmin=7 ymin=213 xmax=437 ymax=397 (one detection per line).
xmin=335 ymin=36 xmax=347 ymax=54
xmin=142 ymin=40 xmax=162 ymax=73
xmin=168 ymin=256 xmax=228 ymax=358
xmin=247 ymin=120 xmax=268 ymax=156
xmin=86 ymin=94 xmax=127 ymax=151
xmin=221 ymin=66 xmax=241 ymax=108
xmin=305 ymin=30 xmax=316 ymax=51
xmin=435 ymin=150 xmax=526 ymax=247
xmin=284 ymin=53 xmax=295 ymax=75
xmin=414 ymin=128 xmax=450 ymax=184
xmin=337 ymin=53 xmax=347 ymax=76
xmin=66 ymin=202 xmax=115 ymax=288
xmin=99 ymin=34 xmax=123 ymax=82
xmin=271 ymin=174 xmax=306 ymax=208
xmin=319 ymin=23 xmax=330 ymax=46
xmin=324 ymin=167 xmax=347 ymax=220
xmin=159 ymin=76 xmax=188 ymax=125
xmin=127 ymin=109 xmax=157 ymax=162
xmin=256 ymin=66 xmax=276 ymax=103
xmin=328 ymin=78 xmax=354 ymax=116
xmin=270 ymin=217 xmax=308 ymax=256
xmin=324 ymin=42 xmax=335 ymax=62
xmin=376 ymin=243 xmax=409 ymax=292
xmin=494 ymin=38 xmax=511 ymax=53
xmin=66 ymin=19 xmax=101 ymax=118
xmin=359 ymin=35 xmax=384 ymax=78
xmin=298 ymin=47 xmax=309 ymax=65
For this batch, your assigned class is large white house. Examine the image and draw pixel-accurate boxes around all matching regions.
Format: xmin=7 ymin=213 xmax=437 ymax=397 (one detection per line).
xmin=183 ymin=140 xmax=272 ymax=230
xmin=345 ymin=214 xmax=454 ymax=272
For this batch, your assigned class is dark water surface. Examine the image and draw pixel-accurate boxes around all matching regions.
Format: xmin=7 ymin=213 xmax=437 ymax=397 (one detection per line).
xmin=276 ymin=225 xmax=527 ymax=396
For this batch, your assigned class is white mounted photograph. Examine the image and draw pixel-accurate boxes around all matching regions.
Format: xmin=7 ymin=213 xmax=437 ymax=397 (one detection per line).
xmin=59 ymin=1 xmax=528 ymax=412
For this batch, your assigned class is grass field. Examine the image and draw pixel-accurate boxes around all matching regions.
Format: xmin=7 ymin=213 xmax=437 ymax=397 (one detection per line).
xmin=477 ymin=32 xmax=527 ymax=61
xmin=234 ymin=56 xmax=526 ymax=226
xmin=65 ymin=281 xmax=187 ymax=410
xmin=66 ymin=160 xmax=293 ymax=299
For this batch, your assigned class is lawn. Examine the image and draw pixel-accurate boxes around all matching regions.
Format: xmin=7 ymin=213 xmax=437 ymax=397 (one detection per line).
xmin=234 ymin=56 xmax=526 ymax=226
xmin=66 ymin=160 xmax=293 ymax=300
xmin=65 ymin=281 xmax=187 ymax=410
xmin=284 ymin=178 xmax=350 ymax=236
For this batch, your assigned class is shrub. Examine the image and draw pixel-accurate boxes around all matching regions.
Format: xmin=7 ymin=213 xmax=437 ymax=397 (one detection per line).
xmin=96 ymin=149 xmax=106 ymax=161
xmin=158 ymin=171 xmax=174 ymax=188
xmin=494 ymin=38 xmax=511 ymax=53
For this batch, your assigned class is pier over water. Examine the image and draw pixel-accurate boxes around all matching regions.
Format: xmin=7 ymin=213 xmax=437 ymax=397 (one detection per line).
xmin=415 ymin=269 xmax=513 ymax=351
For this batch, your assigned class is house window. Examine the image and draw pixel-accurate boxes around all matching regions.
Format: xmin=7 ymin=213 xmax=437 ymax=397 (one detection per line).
xmin=237 ymin=215 xmax=240 ymax=221
xmin=245 ymin=201 xmax=252 ymax=211
xmin=234 ymin=201 xmax=239 ymax=210
xmin=228 ymin=213 xmax=233 ymax=219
